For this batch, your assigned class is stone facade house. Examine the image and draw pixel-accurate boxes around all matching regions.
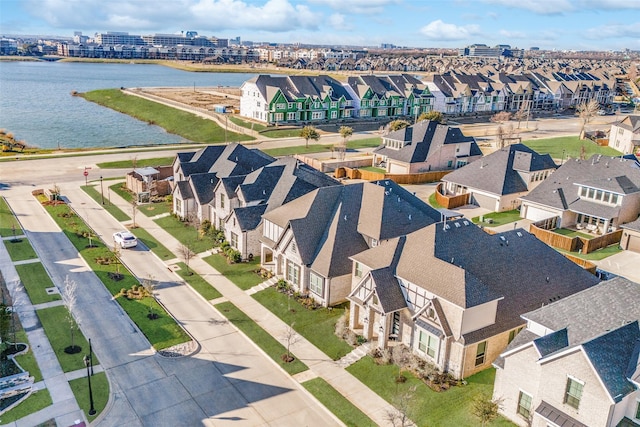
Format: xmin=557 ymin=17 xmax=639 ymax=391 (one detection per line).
xmin=493 ymin=277 xmax=640 ymax=427
xmin=347 ymin=221 xmax=599 ymax=379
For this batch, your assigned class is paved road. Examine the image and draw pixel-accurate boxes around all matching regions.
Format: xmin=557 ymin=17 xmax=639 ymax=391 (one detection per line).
xmin=2 ymin=173 xmax=342 ymax=426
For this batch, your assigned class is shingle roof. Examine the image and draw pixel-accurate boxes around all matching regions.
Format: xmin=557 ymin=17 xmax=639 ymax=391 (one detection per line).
xmin=621 ymin=216 xmax=640 ymax=232
xmin=232 ymin=204 xmax=268 ymax=232
xmin=371 ymin=268 xmax=408 ymax=314
xmin=444 ymin=144 xmax=556 ymax=196
xmin=521 ymin=155 xmax=640 ymax=210
xmin=568 ymin=198 xmax=621 ymax=219
xmin=189 ymin=173 xmax=218 ymax=205
xmin=534 ymin=328 xmax=568 ymax=357
xmin=174 ymin=181 xmax=193 ymax=199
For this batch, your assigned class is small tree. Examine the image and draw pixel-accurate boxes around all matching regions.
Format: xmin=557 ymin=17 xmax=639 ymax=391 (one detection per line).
xmin=472 ymin=396 xmax=503 ymax=427
xmin=418 ymin=110 xmax=444 ymax=123
xmin=63 ymin=276 xmax=81 ymax=354
xmin=142 ymin=275 xmax=158 ymax=320
xmin=385 ymin=385 xmax=417 ymax=427
xmin=337 ymin=126 xmax=353 ymax=161
xmin=490 ymin=111 xmax=512 ymax=124
xmin=282 ymin=322 xmax=299 ymax=363
xmin=131 ymin=199 xmax=138 ymax=228
xmin=179 ymin=242 xmax=196 ymax=275
xmin=388 ymin=119 xmax=410 ymax=132
xmin=577 ymin=99 xmax=600 ymax=139
xmin=299 ymin=125 xmax=320 ymax=148
xmin=513 ymin=102 xmax=529 ymax=128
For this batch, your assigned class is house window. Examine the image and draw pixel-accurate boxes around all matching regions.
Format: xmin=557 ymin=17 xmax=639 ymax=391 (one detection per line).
xmin=286 ymin=261 xmax=300 ymax=285
xmin=611 ymin=194 xmax=619 ymax=204
xmin=447 ymin=160 xmax=453 ymax=168
xmin=508 ymin=327 xmax=523 ymax=344
xmin=354 ymin=262 xmax=363 ymax=277
xmin=230 ymin=232 xmax=238 ymax=248
xmin=220 ymin=193 xmax=225 ymax=209
xmin=564 ymin=377 xmax=584 ymax=409
xmin=635 ymin=401 xmax=640 ymax=420
xmin=331 ymin=110 xmax=337 ymax=119
xmin=309 ymin=271 xmax=324 ymax=296
xmin=475 ymin=341 xmax=487 ymax=366
xmin=176 ymin=198 xmax=183 ymax=213
xmin=517 ymin=391 xmax=533 ymax=419
xmin=418 ymin=330 xmax=438 ymax=359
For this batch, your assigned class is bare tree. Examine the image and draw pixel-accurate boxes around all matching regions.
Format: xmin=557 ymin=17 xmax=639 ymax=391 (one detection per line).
xmin=142 ymin=275 xmax=158 ymax=320
xmin=131 ymin=199 xmax=138 ymax=228
xmin=62 ymin=276 xmax=81 ymax=353
xmin=385 ymin=385 xmax=417 ymax=427
xmin=337 ymin=126 xmax=353 ymax=161
xmin=282 ymin=322 xmax=299 ymax=363
xmin=513 ymin=102 xmax=529 ymax=128
xmin=496 ymin=125 xmax=505 ymax=149
xmin=179 ymin=242 xmax=196 ymax=275
xmin=490 ymin=111 xmax=512 ymax=124
xmin=577 ymin=99 xmax=600 ymax=139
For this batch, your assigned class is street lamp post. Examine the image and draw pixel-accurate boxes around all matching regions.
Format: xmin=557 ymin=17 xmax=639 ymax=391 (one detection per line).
xmin=100 ymin=176 xmax=104 ymax=205
xmin=83 ymin=354 xmax=96 ymax=416
xmin=89 ymin=338 xmax=94 ymax=376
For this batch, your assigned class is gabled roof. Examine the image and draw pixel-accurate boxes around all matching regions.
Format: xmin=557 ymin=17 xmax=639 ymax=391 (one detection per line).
xmin=175 ymin=143 xmax=275 ymax=180
xmin=370 ymin=268 xmax=408 ymax=314
xmin=251 ymin=74 xmax=354 ymax=103
xmin=444 ymin=144 xmax=556 ymax=196
xmin=521 ymin=155 xmax=640 ymax=211
xmin=374 ymin=120 xmax=479 ymax=164
xmin=231 ymin=204 xmax=268 ymax=232
xmin=188 ymin=173 xmax=218 ymax=205
xmin=174 ymin=181 xmax=193 ymax=199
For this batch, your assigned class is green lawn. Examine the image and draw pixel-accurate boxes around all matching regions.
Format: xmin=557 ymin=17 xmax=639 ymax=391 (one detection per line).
xmin=154 ymin=215 xmax=212 ymax=253
xmin=109 ymin=182 xmax=134 ymax=203
xmin=0 ymin=389 xmax=52 ymax=423
xmin=14 ymin=329 xmax=44 ymax=382
xmin=0 ymin=196 xmax=22 ymax=237
xmin=174 ymin=262 xmax=222 ymax=300
xmin=523 ymin=135 xmax=622 ymax=159
xmin=554 ymin=228 xmax=593 ymax=239
xmin=559 ymin=244 xmax=623 ymax=261
xmin=303 ymin=377 xmax=377 ymax=427
xmin=69 ymin=371 xmax=109 ymax=422
xmin=202 ymin=254 xmax=263 ymax=290
xmin=252 ymin=287 xmax=353 ymax=360
xmin=229 ymin=116 xmax=267 ymax=132
xmin=35 ymin=305 xmax=95 ymax=372
xmin=81 ymin=89 xmax=254 ymax=143
xmin=472 ymin=210 xmax=521 ymax=227
xmin=428 ymin=192 xmax=444 ymax=208
xmin=347 ymin=137 xmax=382 ymax=149
xmin=81 ymin=185 xmax=130 ymax=221
xmin=4 ymin=238 xmax=38 ymax=262
xmin=215 ymin=301 xmax=308 ymax=375
xmin=15 ymin=263 xmax=61 ymax=305
xmin=41 ymin=201 xmax=190 ymax=350
xmin=359 ymin=166 xmax=386 ymax=173
xmin=347 ymin=359 xmax=515 ymax=427
xmin=263 ymin=144 xmax=333 ymax=157
xmin=129 ymin=227 xmax=175 ymax=260
xmin=260 ymin=128 xmax=302 ymax=138
xmin=138 ymin=201 xmax=172 ymax=217
xmin=96 ymin=157 xmax=174 ymax=169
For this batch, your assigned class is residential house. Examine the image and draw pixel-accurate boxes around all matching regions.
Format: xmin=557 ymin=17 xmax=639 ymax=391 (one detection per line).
xmin=493 ymin=276 xmax=640 ymax=427
xmin=621 ymin=216 xmax=640 ymax=253
xmin=172 ymin=143 xmax=275 ymax=221
xmin=210 ymin=157 xmax=340 ymax=259
xmin=260 ymin=180 xmax=442 ymax=306
xmin=609 ymin=115 xmax=640 ymax=156
xmin=440 ymin=144 xmax=557 ymax=211
xmin=519 ymin=155 xmax=640 ymax=232
xmin=347 ymin=221 xmax=600 ymax=379
xmin=239 ymin=74 xmax=356 ymax=124
xmin=372 ymin=120 xmax=482 ymax=174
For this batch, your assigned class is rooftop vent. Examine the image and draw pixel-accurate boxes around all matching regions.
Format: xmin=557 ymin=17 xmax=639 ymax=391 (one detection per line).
xmin=408 ymin=214 xmax=412 ymax=220
xmin=463 ymin=220 xmax=469 ymax=226
xmin=517 ymin=232 xmax=523 ymax=237
xmin=455 ymin=222 xmax=461 ymax=228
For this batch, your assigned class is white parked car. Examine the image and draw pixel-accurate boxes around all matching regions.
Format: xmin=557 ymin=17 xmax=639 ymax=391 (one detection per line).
xmin=113 ymin=231 xmax=137 ymax=249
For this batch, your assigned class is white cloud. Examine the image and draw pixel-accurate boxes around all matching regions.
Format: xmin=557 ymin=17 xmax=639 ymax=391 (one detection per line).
xmin=482 ymin=0 xmax=574 ymax=15
xmin=585 ymin=22 xmax=640 ymax=39
xmin=499 ymin=29 xmax=526 ymax=39
xmin=578 ymin=0 xmax=640 ymax=10
xmin=419 ymin=19 xmax=481 ymax=41
xmin=308 ymin=0 xmax=399 ymax=14
xmin=328 ymin=13 xmax=351 ymax=31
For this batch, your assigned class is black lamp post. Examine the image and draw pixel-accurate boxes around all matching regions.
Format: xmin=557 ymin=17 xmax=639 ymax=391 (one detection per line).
xmin=89 ymin=338 xmax=94 ymax=376
xmin=83 ymin=354 xmax=96 ymax=416
xmin=100 ymin=176 xmax=105 ymax=205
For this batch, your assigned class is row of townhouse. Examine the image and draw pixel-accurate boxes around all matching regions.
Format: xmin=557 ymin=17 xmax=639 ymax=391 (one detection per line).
xmin=254 ymin=48 xmax=362 ymax=62
xmin=239 ymin=71 xmax=615 ymax=125
xmin=58 ymin=43 xmax=259 ymax=61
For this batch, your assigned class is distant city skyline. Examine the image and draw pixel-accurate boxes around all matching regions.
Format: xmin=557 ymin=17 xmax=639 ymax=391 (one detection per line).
xmin=1 ymin=0 xmax=639 ymax=51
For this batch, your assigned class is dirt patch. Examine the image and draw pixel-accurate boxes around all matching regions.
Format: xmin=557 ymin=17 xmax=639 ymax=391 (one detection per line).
xmin=143 ymin=87 xmax=241 ymax=111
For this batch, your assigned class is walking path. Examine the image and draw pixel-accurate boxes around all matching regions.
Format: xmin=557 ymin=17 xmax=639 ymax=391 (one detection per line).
xmin=81 ymin=183 xmax=400 ymax=426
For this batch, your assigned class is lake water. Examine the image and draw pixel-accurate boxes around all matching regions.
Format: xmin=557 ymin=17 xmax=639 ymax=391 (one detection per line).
xmin=0 ymin=61 xmax=254 ymax=149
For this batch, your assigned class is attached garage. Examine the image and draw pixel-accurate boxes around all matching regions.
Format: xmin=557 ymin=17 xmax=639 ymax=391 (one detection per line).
xmin=388 ymin=162 xmax=408 ymax=174
xmin=622 ymin=231 xmax=640 ymax=253
xmin=522 ymin=204 xmax=557 ymax=222
xmin=470 ymin=192 xmax=498 ymax=211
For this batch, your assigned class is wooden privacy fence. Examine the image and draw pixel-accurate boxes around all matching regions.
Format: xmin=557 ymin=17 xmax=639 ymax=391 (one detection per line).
xmin=435 ymin=183 xmax=470 ymax=209
xmin=530 ymin=219 xmax=623 ymax=254
xmin=335 ymin=167 xmax=450 ymax=184
xmin=563 ymin=253 xmax=597 ymax=274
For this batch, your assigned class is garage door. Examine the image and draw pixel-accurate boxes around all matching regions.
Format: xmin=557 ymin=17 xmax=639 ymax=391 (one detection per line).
xmin=523 ymin=205 xmax=556 ymax=222
xmin=470 ymin=193 xmax=497 ymax=210
xmin=626 ymin=235 xmax=640 ymax=253
xmin=389 ymin=162 xmax=407 ymax=174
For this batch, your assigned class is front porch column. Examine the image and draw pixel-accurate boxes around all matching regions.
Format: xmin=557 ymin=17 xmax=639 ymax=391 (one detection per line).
xmin=603 ymin=219 xmax=610 ymax=232
xmin=350 ymin=304 xmax=360 ymax=330
xmin=377 ymin=314 xmax=389 ymax=350
xmin=362 ymin=306 xmax=375 ymax=341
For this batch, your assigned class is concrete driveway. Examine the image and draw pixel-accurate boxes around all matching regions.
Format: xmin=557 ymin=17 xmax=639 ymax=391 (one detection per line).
xmin=594 ymin=250 xmax=640 ymax=284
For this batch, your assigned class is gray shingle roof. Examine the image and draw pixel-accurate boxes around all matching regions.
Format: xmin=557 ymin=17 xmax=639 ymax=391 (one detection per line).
xmin=174 ymin=181 xmax=193 ymax=199
xmin=443 ymin=144 xmax=556 ymax=196
xmin=232 ymin=204 xmax=268 ymax=232
xmin=568 ymin=198 xmax=621 ymax=219
xmin=521 ymin=155 xmax=640 ymax=210
xmin=533 ymin=328 xmax=568 ymax=357
xmin=371 ymin=268 xmax=408 ymax=314
xmin=189 ymin=173 xmax=218 ymax=205
xmin=621 ymin=216 xmax=640 ymax=232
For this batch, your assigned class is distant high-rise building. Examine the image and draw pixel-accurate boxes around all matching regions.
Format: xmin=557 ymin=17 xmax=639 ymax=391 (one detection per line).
xmin=458 ymin=43 xmax=523 ymax=58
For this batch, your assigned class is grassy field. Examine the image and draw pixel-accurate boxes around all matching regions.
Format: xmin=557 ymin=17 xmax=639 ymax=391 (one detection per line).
xmin=202 ymin=254 xmax=263 ymax=290
xmin=109 ymin=182 xmax=134 ymax=203
xmin=0 ymin=196 xmax=22 ymax=237
xmin=252 ymin=287 xmax=353 ymax=360
xmin=36 ymin=305 xmax=95 ymax=372
xmin=229 ymin=116 xmax=267 ymax=132
xmin=261 ymin=137 xmax=381 ymax=158
xmin=554 ymin=228 xmax=593 ymax=240
xmin=154 ymin=215 xmax=212 ymax=253
xmin=523 ymin=136 xmax=622 ymax=159
xmin=96 ymin=157 xmax=174 ymax=169
xmin=215 ymin=301 xmax=308 ymax=375
xmin=4 ymin=239 xmax=38 ymax=262
xmin=129 ymin=227 xmax=175 ymax=260
xmin=359 ymin=166 xmax=386 ymax=173
xmin=174 ymin=262 xmax=222 ymax=300
xmin=260 ymin=128 xmax=302 ymax=138
xmin=347 ymin=360 xmax=515 ymax=427
xmin=347 ymin=137 xmax=382 ymax=149
xmin=559 ymin=244 xmax=622 ymax=261
xmin=0 ymin=389 xmax=52 ymax=423
xmin=472 ymin=210 xmax=521 ymax=227
xmin=303 ymin=378 xmax=377 ymax=427
xmin=81 ymin=89 xmax=254 ymax=144
xmin=69 ymin=372 xmax=109 ymax=421
xmin=82 ymin=185 xmax=131 ymax=221
xmin=15 ymin=263 xmax=61 ymax=305
xmin=41 ymin=201 xmax=190 ymax=350
xmin=107 ymin=182 xmax=172 ymax=217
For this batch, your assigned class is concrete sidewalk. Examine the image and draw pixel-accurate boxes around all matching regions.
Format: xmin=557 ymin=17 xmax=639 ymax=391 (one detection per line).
xmin=97 ymin=183 xmax=400 ymax=426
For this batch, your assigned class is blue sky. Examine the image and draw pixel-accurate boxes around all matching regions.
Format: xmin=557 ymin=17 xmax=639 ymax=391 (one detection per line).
xmin=1 ymin=0 xmax=639 ymax=51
